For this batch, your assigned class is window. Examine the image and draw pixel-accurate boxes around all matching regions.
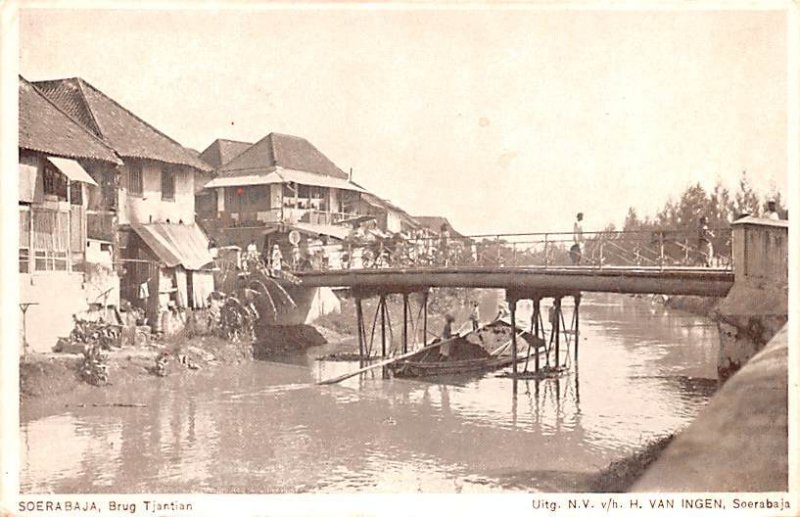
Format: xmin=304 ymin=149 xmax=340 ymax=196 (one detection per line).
xmin=19 ymin=207 xmax=30 ymax=273
xmin=127 ymin=162 xmax=143 ymax=196
xmin=70 ymin=182 xmax=83 ymax=205
xmin=43 ymin=164 xmax=67 ymax=199
xmin=161 ymin=166 xmax=176 ymax=201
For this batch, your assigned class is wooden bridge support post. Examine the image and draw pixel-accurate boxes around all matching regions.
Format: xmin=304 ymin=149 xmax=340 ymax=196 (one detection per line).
xmin=356 ymin=296 xmax=365 ymax=361
xmin=509 ymin=296 xmax=518 ymax=375
xmin=533 ymin=298 xmax=541 ymax=373
xmin=380 ymin=294 xmax=387 ymax=359
xmin=574 ymin=294 xmax=581 ymax=362
xmin=554 ymin=297 xmax=562 ymax=367
xmin=402 ymin=293 xmax=409 ymax=354
xmin=423 ymin=290 xmax=429 ymax=347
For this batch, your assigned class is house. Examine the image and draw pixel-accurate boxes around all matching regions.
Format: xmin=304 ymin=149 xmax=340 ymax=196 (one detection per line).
xmin=18 ymin=76 xmax=123 ymax=352
xmin=198 ymin=132 xmax=365 ymax=249
xmin=195 ymin=138 xmax=253 ymax=217
xmin=357 ymin=193 xmax=421 ymax=235
xmin=34 ymin=77 xmax=215 ymax=333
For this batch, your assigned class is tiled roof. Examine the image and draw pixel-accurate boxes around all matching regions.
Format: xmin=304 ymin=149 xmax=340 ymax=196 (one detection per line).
xmin=198 ymin=138 xmax=252 ymax=169
xmin=33 ymin=77 xmax=211 ymax=172
xmin=18 ymin=76 xmax=121 ymax=165
xmin=216 ymin=132 xmax=348 ymax=179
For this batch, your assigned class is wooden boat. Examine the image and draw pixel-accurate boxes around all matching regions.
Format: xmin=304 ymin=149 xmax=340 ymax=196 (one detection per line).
xmin=388 ymin=319 xmax=545 ymax=378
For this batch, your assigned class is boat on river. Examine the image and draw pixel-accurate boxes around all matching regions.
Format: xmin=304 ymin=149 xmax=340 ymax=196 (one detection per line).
xmin=388 ymin=319 xmax=545 ymax=378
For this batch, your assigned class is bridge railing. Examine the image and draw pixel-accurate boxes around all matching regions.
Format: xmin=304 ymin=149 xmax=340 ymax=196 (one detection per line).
xmin=294 ymin=227 xmax=733 ymax=272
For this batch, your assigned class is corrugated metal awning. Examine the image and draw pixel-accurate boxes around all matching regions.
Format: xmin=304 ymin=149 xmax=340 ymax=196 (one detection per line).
xmin=205 ymin=167 xmax=365 ymax=192
xmin=132 ymin=223 xmax=214 ymax=270
xmin=46 ymin=156 xmax=98 ymax=186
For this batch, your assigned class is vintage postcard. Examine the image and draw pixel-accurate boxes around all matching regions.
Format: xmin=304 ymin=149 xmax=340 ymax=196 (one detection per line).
xmin=1 ymin=1 xmax=796 ymax=516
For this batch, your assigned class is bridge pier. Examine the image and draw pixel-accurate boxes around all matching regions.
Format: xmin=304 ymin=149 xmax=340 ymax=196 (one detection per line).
xmin=402 ymin=293 xmax=409 ymax=353
xmin=355 ymin=296 xmax=365 ymax=362
xmin=504 ymin=288 xmax=582 ymax=377
xmin=509 ymin=298 xmax=518 ymax=375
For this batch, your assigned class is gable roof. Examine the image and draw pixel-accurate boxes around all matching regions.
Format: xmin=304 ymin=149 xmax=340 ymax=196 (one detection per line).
xmin=216 ymin=132 xmax=348 ymax=179
xmin=198 ymin=138 xmax=252 ymax=169
xmin=414 ymin=216 xmax=464 ymax=237
xmin=18 ymin=76 xmax=121 ymax=165
xmin=33 ymin=77 xmax=211 ymax=172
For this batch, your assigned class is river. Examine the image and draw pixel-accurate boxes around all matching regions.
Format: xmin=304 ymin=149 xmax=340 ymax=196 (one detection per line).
xmin=20 ymin=293 xmax=719 ymax=493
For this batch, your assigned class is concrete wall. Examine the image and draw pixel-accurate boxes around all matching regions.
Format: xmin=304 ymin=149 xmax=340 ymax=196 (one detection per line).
xmin=715 ymin=217 xmax=788 ymax=380
xmin=118 ymin=160 xmax=195 ymax=225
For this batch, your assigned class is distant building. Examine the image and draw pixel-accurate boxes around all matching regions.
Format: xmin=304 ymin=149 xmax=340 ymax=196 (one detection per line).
xmin=195 ymin=138 xmax=253 ymax=216
xmin=358 ymin=193 xmax=421 ymax=235
xmin=18 ymin=76 xmax=122 ymax=352
xmin=34 ymin=77 xmax=215 ymax=333
xmin=198 ymin=132 xmax=366 ymax=248
xmin=414 ymin=216 xmax=464 ymax=238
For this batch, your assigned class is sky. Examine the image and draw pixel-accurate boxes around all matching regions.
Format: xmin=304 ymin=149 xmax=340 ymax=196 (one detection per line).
xmin=18 ymin=6 xmax=790 ymax=235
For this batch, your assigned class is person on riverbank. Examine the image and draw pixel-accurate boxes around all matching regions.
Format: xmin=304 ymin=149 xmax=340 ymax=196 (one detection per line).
xmin=697 ymin=216 xmax=714 ymax=267
xmin=469 ymin=301 xmax=480 ymax=331
xmin=271 ymin=244 xmax=283 ymax=275
xmin=571 ymin=213 xmax=584 ymax=265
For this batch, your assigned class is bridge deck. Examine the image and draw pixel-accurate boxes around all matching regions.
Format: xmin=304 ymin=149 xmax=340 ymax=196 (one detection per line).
xmin=296 ymin=266 xmax=734 ymax=297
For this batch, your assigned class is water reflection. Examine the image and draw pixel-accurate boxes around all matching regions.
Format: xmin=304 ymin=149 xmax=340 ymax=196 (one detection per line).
xmin=21 ymin=293 xmax=718 ymax=493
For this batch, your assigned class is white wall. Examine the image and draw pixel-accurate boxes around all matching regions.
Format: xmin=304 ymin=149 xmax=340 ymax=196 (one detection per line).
xmin=20 ymin=273 xmax=88 ymax=353
xmin=119 ymin=161 xmax=195 ymax=225
xmin=330 ymin=188 xmax=340 ymax=213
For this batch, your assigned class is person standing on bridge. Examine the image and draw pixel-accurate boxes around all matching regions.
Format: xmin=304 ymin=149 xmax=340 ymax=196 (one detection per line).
xmin=571 ymin=212 xmax=584 ymax=265
xmin=697 ymin=216 xmax=715 ymax=267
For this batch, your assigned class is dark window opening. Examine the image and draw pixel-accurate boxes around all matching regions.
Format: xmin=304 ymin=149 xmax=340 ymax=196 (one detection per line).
xmin=128 ymin=162 xmax=143 ymax=196
xmin=162 ymin=167 xmax=176 ymax=201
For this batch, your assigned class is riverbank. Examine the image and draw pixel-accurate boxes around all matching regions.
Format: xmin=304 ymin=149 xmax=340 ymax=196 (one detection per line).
xmin=19 ymin=325 xmax=331 ymax=408
xmin=585 ymin=434 xmax=675 ymax=492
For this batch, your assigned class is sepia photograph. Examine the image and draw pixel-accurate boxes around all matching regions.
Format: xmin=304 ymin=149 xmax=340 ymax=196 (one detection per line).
xmin=2 ymin=1 xmax=795 ymax=514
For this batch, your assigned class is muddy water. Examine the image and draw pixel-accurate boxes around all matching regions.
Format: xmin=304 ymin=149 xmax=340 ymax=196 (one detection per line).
xmin=20 ymin=293 xmax=719 ymax=493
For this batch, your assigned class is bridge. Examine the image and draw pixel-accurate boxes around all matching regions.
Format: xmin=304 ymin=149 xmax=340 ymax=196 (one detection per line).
xmin=294 ymin=226 xmax=736 ymax=297
xmin=266 ymin=219 xmax=785 ymax=381
xmin=297 ymin=266 xmax=734 ymax=297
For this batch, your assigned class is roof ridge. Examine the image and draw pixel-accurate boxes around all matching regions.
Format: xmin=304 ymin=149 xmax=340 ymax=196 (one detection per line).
xmin=76 ymin=78 xmax=210 ymax=171
xmin=72 ymin=78 xmax=105 ymax=138
xmin=22 ymin=75 xmax=122 ymax=164
xmin=218 ymin=138 xmax=253 ymax=145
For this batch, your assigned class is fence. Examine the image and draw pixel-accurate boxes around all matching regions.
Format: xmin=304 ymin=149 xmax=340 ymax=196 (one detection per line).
xmin=272 ymin=227 xmax=734 ymax=273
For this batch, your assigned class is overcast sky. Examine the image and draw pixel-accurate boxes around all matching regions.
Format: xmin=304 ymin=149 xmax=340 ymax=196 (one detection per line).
xmin=19 ymin=7 xmax=789 ymax=235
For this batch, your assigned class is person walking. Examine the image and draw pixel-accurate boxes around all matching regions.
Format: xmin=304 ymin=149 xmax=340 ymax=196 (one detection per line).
xmin=697 ymin=216 xmax=715 ymax=267
xmin=570 ymin=213 xmax=584 ymax=265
